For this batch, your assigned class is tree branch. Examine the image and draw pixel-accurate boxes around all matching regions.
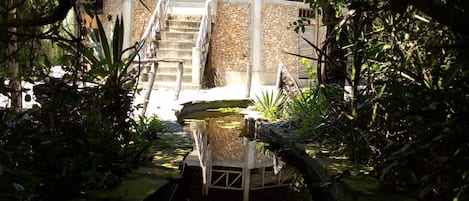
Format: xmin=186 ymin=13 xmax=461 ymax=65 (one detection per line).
xmin=407 ymin=0 xmax=469 ymax=36
xmin=0 ymin=0 xmax=75 ymax=27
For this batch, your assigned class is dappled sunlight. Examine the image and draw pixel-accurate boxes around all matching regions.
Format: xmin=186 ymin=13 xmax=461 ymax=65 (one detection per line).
xmin=303 ymin=143 xmax=374 ymax=176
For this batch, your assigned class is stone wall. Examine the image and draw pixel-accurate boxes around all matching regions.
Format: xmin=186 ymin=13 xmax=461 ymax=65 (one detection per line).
xmin=209 ymin=2 xmax=251 ymax=85
xmin=82 ymin=0 xmax=158 ymax=45
xmin=133 ymin=1 xmax=158 ymax=44
xmin=81 ymin=1 xmax=125 ymax=38
xmin=102 ymin=0 xmax=123 ymax=35
xmin=91 ymin=0 xmax=321 ymax=86
xmin=262 ymin=4 xmax=299 ymax=73
xmin=209 ymin=1 xmax=316 ymax=86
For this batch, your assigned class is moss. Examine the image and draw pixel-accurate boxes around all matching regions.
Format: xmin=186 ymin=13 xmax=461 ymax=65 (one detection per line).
xmin=81 ymin=134 xmax=192 ymax=201
xmin=87 ymin=177 xmax=169 ymax=201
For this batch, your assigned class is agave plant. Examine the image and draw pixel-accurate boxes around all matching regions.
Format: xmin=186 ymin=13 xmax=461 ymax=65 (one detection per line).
xmin=85 ymin=16 xmax=136 ymax=88
xmin=254 ymin=89 xmax=285 ymax=121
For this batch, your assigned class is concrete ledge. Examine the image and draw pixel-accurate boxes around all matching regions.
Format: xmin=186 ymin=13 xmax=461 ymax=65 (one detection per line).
xmin=176 ymin=99 xmax=252 ymax=121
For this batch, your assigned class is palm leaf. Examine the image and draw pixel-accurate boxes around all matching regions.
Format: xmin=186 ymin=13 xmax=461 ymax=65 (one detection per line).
xmin=96 ymin=16 xmax=111 ymax=64
xmin=112 ymin=16 xmax=124 ymax=64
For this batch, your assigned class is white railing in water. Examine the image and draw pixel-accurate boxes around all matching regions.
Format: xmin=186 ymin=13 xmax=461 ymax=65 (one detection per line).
xmin=192 ymin=0 xmax=216 ymax=86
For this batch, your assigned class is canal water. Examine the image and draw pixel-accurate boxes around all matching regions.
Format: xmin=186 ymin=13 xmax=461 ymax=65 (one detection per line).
xmin=172 ymin=166 xmax=303 ymax=201
xmin=146 ymin=110 xmax=309 ymax=201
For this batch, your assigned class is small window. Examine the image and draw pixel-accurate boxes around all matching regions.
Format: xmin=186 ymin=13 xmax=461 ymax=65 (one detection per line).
xmin=299 ymin=8 xmax=314 ymax=19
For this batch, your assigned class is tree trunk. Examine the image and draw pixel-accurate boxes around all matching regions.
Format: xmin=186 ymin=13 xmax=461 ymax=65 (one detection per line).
xmin=8 ymin=9 xmax=22 ymax=112
xmin=322 ymin=5 xmax=346 ymax=87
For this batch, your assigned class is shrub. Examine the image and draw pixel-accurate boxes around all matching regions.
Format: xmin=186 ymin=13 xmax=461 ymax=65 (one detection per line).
xmin=0 ymin=17 xmax=166 ymax=201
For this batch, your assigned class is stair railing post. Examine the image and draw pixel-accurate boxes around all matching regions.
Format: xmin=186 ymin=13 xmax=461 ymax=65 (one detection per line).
xmin=158 ymin=0 xmax=165 ymax=30
xmin=142 ymin=62 xmax=158 ymax=116
xmin=275 ymin=62 xmax=283 ymax=90
xmin=174 ymin=61 xmax=183 ymax=100
xmin=207 ymin=1 xmax=212 ymax=35
xmin=245 ymin=64 xmax=253 ymax=98
xmin=211 ymin=0 xmax=217 ymax=21
xmin=192 ymin=46 xmax=202 ymax=86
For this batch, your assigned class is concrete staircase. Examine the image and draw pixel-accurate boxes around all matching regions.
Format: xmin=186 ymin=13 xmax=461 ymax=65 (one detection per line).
xmin=168 ymin=0 xmax=207 ymax=15
xmin=140 ymin=0 xmax=207 ymax=90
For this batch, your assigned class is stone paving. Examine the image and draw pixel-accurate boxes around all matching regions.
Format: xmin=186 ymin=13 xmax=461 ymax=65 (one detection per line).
xmin=133 ymin=84 xmax=276 ymax=122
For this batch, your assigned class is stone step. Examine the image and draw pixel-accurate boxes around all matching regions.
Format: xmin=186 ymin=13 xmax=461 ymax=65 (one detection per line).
xmin=157 ymin=49 xmax=192 ymax=59
xmin=169 ymin=1 xmax=206 ymax=9
xmin=167 ymin=14 xmax=203 ymax=21
xmin=134 ymin=58 xmax=192 ymax=67
xmin=139 ymin=64 xmax=193 ymax=74
xmin=168 ymin=27 xmax=199 ymax=33
xmin=139 ymin=11 xmax=206 ymax=91
xmin=138 ymin=72 xmax=193 ymax=85
xmin=158 ymin=41 xmax=196 ymax=49
xmin=160 ymin=72 xmax=192 ymax=82
xmin=157 ymin=66 xmax=193 ymax=74
xmin=170 ymin=0 xmax=206 ymax=2
xmin=155 ymin=72 xmax=193 ymax=83
xmin=138 ymin=62 xmax=192 ymax=73
xmin=138 ymin=81 xmax=200 ymax=90
xmin=161 ymin=31 xmax=198 ymax=42
xmin=168 ymin=0 xmax=206 ymax=15
xmin=167 ymin=20 xmax=200 ymax=29
xmin=158 ymin=59 xmax=192 ymax=68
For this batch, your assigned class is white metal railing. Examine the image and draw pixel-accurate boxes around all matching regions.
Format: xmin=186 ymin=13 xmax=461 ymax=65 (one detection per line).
xmin=192 ymin=0 xmax=216 ymax=86
xmin=129 ymin=0 xmax=170 ymax=116
xmin=129 ymin=0 xmax=169 ymax=62
xmin=136 ymin=0 xmax=170 ymax=60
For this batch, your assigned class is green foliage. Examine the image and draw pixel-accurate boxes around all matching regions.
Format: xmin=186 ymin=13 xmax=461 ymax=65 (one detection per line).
xmin=287 ymin=87 xmax=329 ymax=138
xmin=300 ymin=58 xmax=317 ymax=79
xmin=255 ymin=142 xmax=273 ymax=156
xmin=291 ymin=175 xmax=313 ymax=201
xmin=0 ymin=16 xmax=165 ymax=201
xmin=290 ymin=0 xmax=469 ymax=200
xmin=254 ymin=89 xmax=285 ymax=121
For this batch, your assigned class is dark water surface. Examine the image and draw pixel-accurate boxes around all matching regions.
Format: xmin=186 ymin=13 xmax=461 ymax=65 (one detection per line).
xmin=145 ymin=166 xmax=303 ymax=201
xmin=177 ymin=166 xmax=300 ymax=201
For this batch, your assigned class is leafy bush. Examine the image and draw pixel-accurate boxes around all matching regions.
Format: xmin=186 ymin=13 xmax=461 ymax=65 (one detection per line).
xmin=291 ymin=1 xmax=469 ymax=200
xmin=0 ymin=17 xmax=165 ymax=201
xmin=287 ymin=88 xmax=327 ymax=141
xmin=0 ymin=80 xmax=165 ymax=200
